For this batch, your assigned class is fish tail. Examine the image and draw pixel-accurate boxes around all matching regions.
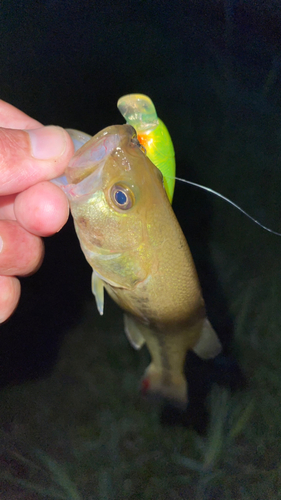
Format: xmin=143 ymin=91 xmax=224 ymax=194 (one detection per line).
xmin=140 ymin=363 xmax=188 ymax=409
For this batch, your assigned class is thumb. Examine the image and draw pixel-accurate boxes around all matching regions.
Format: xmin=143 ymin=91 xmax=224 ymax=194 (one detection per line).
xmin=0 ymin=126 xmax=75 ymax=195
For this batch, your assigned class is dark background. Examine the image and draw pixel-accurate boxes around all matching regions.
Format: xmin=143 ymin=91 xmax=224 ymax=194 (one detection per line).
xmin=1 ymin=0 xmax=281 ymax=386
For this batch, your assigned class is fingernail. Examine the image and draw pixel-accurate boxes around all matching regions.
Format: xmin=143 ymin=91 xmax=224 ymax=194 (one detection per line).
xmin=0 ymin=236 xmax=3 ymax=253
xmin=28 ymin=126 xmax=66 ymax=160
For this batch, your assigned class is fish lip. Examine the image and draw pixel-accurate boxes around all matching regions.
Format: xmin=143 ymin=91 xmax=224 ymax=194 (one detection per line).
xmin=63 ymin=125 xmax=139 ymax=200
xmin=65 ymin=131 xmax=120 ymax=186
xmin=62 ymin=165 xmax=104 ymax=200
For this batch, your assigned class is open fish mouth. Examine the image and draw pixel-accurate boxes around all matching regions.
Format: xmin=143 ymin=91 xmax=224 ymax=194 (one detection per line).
xmin=62 ymin=133 xmax=119 ymax=200
xmin=66 ymin=132 xmax=119 ymax=184
xmin=60 ymin=125 xmax=139 ymax=201
xmin=62 ymin=164 xmax=104 ymax=200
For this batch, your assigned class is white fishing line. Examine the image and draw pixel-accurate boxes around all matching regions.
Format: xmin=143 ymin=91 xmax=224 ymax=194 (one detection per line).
xmin=171 ymin=176 xmax=281 ymax=237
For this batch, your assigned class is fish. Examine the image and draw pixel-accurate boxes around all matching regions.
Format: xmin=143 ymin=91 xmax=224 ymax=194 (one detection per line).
xmin=63 ymin=122 xmax=222 ymax=408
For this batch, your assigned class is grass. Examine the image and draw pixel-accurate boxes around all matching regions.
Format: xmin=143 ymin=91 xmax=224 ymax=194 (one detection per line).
xmin=1 ymin=264 xmax=281 ymax=499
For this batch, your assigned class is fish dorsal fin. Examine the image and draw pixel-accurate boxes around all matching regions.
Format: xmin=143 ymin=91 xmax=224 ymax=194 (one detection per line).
xmin=192 ymin=318 xmax=222 ymax=359
xmin=124 ymin=314 xmax=146 ymax=350
xmin=91 ymin=271 xmax=104 ymax=315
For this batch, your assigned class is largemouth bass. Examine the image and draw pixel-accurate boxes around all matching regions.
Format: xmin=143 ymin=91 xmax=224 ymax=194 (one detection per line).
xmin=63 ymin=123 xmax=221 ymax=407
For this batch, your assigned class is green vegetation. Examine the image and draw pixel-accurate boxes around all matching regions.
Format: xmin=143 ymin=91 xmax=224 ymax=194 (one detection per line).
xmin=1 ymin=260 xmax=281 ymax=498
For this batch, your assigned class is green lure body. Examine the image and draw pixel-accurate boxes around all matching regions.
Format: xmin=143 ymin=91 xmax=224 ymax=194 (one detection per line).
xmin=117 ymin=94 xmax=175 ymax=203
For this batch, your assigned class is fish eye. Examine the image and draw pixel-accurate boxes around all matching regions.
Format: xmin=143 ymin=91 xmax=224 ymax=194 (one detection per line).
xmin=110 ymin=184 xmax=134 ymax=210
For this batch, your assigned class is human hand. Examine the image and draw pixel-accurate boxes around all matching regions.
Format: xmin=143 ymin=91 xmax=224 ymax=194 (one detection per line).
xmin=0 ymin=100 xmax=75 ymax=322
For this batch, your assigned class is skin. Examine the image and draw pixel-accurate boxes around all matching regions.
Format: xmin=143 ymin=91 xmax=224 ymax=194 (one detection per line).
xmin=0 ymin=100 xmax=75 ymax=322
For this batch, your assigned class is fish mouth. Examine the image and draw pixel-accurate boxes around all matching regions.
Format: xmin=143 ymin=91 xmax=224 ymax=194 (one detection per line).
xmin=66 ymin=131 xmax=120 ymax=184
xmin=62 ymin=166 xmax=104 ymax=200
xmin=63 ymin=125 xmax=138 ymax=201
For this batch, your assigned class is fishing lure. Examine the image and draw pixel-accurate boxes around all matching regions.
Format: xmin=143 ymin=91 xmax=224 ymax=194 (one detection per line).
xmin=117 ymin=94 xmax=176 ymax=203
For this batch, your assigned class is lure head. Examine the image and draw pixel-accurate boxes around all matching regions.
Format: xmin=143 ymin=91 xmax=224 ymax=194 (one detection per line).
xmin=64 ymin=124 xmax=170 ymax=290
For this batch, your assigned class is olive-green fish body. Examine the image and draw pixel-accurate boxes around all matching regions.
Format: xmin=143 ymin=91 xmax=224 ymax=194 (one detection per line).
xmin=64 ymin=124 xmax=221 ymax=407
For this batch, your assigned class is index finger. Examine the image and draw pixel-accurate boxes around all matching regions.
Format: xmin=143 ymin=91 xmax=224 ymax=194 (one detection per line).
xmin=0 ymin=100 xmax=42 ymax=129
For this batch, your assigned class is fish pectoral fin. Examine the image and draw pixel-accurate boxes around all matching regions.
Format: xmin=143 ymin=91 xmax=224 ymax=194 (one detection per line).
xmin=91 ymin=271 xmax=104 ymax=315
xmin=124 ymin=314 xmax=146 ymax=350
xmin=192 ymin=318 xmax=222 ymax=359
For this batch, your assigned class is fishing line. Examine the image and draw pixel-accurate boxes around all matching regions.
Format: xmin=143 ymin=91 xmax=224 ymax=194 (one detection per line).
xmin=167 ymin=176 xmax=281 ymax=237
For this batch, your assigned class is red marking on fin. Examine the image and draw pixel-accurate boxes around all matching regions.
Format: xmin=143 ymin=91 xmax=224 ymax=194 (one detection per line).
xmin=141 ymin=378 xmax=150 ymax=394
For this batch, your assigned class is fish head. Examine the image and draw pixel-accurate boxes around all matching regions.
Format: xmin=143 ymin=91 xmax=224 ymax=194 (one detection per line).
xmin=64 ymin=124 xmax=168 ymax=289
